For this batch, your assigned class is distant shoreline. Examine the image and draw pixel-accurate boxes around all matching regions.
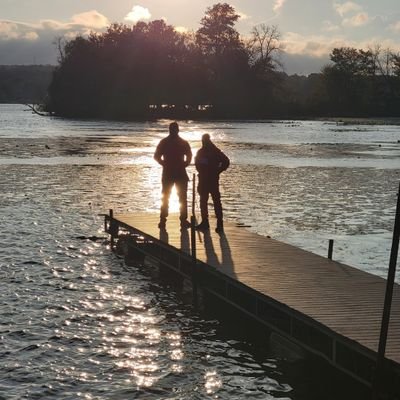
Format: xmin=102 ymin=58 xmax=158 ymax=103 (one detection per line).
xmin=4 ymin=103 xmax=400 ymax=126
xmin=315 ymin=117 xmax=400 ymax=126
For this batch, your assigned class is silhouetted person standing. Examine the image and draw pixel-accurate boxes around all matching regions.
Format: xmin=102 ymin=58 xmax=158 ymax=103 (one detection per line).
xmin=195 ymin=134 xmax=230 ymax=233
xmin=154 ymin=122 xmax=192 ymax=230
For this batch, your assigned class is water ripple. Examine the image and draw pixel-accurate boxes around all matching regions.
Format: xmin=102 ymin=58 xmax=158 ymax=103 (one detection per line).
xmin=1 ymin=105 xmax=396 ymax=399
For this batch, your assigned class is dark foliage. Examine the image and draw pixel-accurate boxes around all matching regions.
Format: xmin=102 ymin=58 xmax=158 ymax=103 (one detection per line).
xmin=320 ymin=47 xmax=400 ymax=117
xmin=0 ymin=65 xmax=53 ymax=104
xmin=46 ymin=3 xmax=285 ymax=119
xmin=48 ymin=20 xmax=210 ymax=118
xmin=42 ymin=3 xmax=400 ymax=119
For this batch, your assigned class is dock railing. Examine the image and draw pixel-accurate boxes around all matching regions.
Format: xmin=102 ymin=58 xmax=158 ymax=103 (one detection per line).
xmin=373 ymin=181 xmax=400 ymax=398
xmin=191 ymin=173 xmax=198 ymax=308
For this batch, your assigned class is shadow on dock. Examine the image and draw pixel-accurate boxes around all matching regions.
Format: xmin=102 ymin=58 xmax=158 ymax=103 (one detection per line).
xmin=106 ymin=212 xmax=400 ymax=399
xmin=199 ymin=230 xmax=236 ymax=279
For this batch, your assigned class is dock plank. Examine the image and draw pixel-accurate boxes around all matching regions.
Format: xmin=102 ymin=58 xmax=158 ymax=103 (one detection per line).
xmin=113 ymin=213 xmax=400 ymax=366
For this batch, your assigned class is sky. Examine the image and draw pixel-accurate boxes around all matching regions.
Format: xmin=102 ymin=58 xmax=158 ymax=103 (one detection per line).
xmin=0 ymin=0 xmax=399 ymax=75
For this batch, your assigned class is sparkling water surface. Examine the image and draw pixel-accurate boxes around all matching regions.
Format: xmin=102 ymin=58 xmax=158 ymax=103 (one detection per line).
xmin=1 ymin=104 xmax=399 ymax=399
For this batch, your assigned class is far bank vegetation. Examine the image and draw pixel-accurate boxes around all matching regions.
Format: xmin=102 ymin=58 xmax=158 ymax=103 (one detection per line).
xmin=7 ymin=3 xmax=400 ymax=119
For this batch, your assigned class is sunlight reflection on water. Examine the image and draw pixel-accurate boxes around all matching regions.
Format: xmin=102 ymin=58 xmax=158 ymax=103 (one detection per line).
xmin=0 ymin=105 xmax=399 ymax=399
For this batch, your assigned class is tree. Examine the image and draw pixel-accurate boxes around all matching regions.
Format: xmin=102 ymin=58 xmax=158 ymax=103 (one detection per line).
xmin=321 ymin=46 xmax=400 ymax=116
xmin=393 ymin=54 xmax=400 ymax=77
xmin=48 ymin=6 xmax=400 ymax=119
xmin=53 ymin=36 xmax=67 ymax=64
xmin=0 ymin=65 xmax=53 ymax=104
xmin=194 ymin=3 xmax=252 ymax=116
xmin=196 ymin=3 xmax=242 ymax=57
xmin=367 ymin=45 xmax=400 ymax=78
xmin=330 ymin=47 xmax=375 ymax=76
xmin=47 ymin=21 xmax=204 ymax=118
xmin=247 ymin=24 xmax=283 ymax=76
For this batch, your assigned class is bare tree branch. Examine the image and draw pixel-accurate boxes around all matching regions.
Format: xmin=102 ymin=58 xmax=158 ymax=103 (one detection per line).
xmin=246 ymin=24 xmax=283 ymax=73
xmin=53 ymin=36 xmax=66 ymax=64
xmin=25 ymin=104 xmax=47 ymax=117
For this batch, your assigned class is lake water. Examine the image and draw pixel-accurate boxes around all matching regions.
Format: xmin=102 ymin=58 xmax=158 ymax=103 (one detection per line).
xmin=1 ymin=103 xmax=399 ymax=399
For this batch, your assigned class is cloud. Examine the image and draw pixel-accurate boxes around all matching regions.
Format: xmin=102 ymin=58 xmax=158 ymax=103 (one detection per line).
xmin=0 ymin=21 xmax=20 ymax=40
xmin=333 ymin=2 xmax=370 ymax=28
xmin=283 ymin=31 xmax=400 ymax=59
xmin=125 ymin=5 xmax=152 ymax=24
xmin=70 ymin=10 xmax=109 ymax=29
xmin=37 ymin=10 xmax=109 ymax=32
xmin=322 ymin=20 xmax=340 ymax=32
xmin=175 ymin=26 xmax=188 ymax=34
xmin=273 ymin=0 xmax=286 ymax=14
xmin=342 ymin=12 xmax=369 ymax=27
xmin=389 ymin=21 xmax=400 ymax=32
xmin=283 ymin=32 xmax=346 ymax=57
xmin=281 ymin=53 xmax=330 ymax=75
xmin=228 ymin=3 xmax=251 ymax=20
xmin=0 ymin=20 xmax=43 ymax=41
xmin=0 ymin=10 xmax=111 ymax=64
xmin=24 ymin=31 xmax=39 ymax=41
xmin=333 ymin=1 xmax=362 ymax=17
xmin=0 ymin=10 xmax=110 ymax=43
xmin=40 ymin=20 xmax=64 ymax=31
xmin=238 ymin=11 xmax=250 ymax=20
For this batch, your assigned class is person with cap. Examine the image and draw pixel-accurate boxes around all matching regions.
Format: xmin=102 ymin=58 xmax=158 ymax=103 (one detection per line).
xmin=154 ymin=122 xmax=192 ymax=230
xmin=195 ymin=134 xmax=230 ymax=233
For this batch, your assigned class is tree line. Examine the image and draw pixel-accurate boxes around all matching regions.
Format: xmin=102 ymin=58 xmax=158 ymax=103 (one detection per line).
xmin=317 ymin=46 xmax=400 ymax=117
xmin=0 ymin=65 xmax=53 ymax=104
xmin=20 ymin=3 xmax=400 ymax=118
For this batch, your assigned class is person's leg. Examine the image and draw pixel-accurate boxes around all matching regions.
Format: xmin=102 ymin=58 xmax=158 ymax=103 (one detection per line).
xmin=160 ymin=179 xmax=173 ymax=227
xmin=211 ymin=188 xmax=223 ymax=221
xmin=199 ymin=190 xmax=209 ymax=222
xmin=176 ymin=179 xmax=188 ymax=223
xmin=197 ymin=179 xmax=210 ymax=230
xmin=210 ymin=181 xmax=223 ymax=232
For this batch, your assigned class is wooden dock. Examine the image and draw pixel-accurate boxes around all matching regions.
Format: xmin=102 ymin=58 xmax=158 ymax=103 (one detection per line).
xmin=105 ymin=212 xmax=400 ymax=394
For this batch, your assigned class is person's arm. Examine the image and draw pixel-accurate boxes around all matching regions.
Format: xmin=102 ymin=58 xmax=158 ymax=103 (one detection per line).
xmin=154 ymin=142 xmax=164 ymax=166
xmin=218 ymin=150 xmax=230 ymax=173
xmin=194 ymin=149 xmax=204 ymax=172
xmin=184 ymin=142 xmax=192 ymax=167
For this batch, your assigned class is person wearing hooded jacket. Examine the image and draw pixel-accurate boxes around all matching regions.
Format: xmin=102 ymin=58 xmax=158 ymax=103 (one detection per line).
xmin=195 ymin=134 xmax=230 ymax=233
